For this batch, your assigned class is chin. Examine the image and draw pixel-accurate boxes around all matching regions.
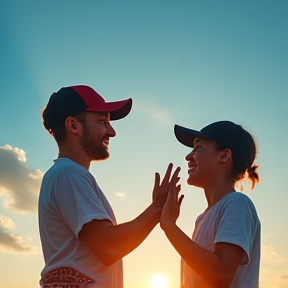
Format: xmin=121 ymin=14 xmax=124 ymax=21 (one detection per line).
xmin=187 ymin=177 xmax=194 ymax=186
xmin=92 ymin=156 xmax=109 ymax=162
xmin=97 ymin=153 xmax=109 ymax=161
xmin=187 ymin=176 xmax=202 ymax=188
xmin=90 ymin=150 xmax=110 ymax=161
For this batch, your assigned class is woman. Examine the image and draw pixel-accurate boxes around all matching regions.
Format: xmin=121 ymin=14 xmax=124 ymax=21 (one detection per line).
xmin=161 ymin=120 xmax=260 ymax=288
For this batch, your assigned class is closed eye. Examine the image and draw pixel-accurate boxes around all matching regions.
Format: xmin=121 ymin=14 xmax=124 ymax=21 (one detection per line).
xmin=193 ymin=145 xmax=201 ymax=152
xmin=191 ymin=145 xmax=201 ymax=155
xmin=98 ymin=118 xmax=108 ymax=123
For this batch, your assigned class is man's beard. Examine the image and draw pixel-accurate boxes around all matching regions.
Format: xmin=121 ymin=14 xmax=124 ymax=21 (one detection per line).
xmin=79 ymin=125 xmax=109 ymax=161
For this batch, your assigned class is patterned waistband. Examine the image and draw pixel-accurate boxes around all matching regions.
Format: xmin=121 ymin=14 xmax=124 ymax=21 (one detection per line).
xmin=40 ymin=267 xmax=94 ymax=287
xmin=40 ymin=284 xmax=89 ymax=288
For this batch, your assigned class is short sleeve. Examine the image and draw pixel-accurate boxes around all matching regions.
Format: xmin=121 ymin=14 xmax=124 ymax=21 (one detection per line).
xmin=214 ymin=196 xmax=255 ymax=265
xmin=51 ymin=167 xmax=114 ymax=238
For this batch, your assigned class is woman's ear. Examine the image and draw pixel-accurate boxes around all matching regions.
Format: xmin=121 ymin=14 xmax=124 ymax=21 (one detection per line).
xmin=219 ymin=148 xmax=232 ymax=163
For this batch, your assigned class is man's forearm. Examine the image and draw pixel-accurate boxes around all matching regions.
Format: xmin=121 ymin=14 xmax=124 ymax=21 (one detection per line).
xmin=105 ymin=204 xmax=161 ymax=263
xmin=79 ymin=203 xmax=161 ymax=266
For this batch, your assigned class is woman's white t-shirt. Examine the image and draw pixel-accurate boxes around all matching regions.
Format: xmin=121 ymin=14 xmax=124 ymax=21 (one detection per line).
xmin=181 ymin=192 xmax=260 ymax=288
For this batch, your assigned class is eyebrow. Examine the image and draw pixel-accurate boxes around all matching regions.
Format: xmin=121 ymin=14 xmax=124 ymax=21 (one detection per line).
xmin=97 ymin=112 xmax=110 ymax=119
xmin=193 ymin=138 xmax=202 ymax=146
xmin=98 ymin=112 xmax=109 ymax=116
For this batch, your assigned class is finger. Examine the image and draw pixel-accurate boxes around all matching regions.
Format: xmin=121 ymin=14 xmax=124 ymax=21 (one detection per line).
xmin=172 ymin=176 xmax=181 ymax=187
xmin=162 ymin=163 xmax=173 ymax=184
xmin=170 ymin=166 xmax=181 ymax=184
xmin=166 ymin=189 xmax=174 ymax=202
xmin=176 ymin=184 xmax=181 ymax=194
xmin=153 ymin=172 xmax=160 ymax=192
xmin=154 ymin=172 xmax=160 ymax=188
xmin=166 ymin=189 xmax=175 ymax=202
xmin=179 ymin=194 xmax=184 ymax=206
xmin=169 ymin=168 xmax=181 ymax=193
xmin=169 ymin=182 xmax=181 ymax=195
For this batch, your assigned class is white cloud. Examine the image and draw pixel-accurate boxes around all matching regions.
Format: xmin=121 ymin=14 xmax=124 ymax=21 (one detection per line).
xmin=0 ymin=215 xmax=15 ymax=230
xmin=114 ymin=191 xmax=126 ymax=198
xmin=260 ymin=246 xmax=288 ymax=288
xmin=3 ymin=145 xmax=27 ymax=162
xmin=260 ymin=268 xmax=288 ymax=288
xmin=134 ymin=99 xmax=172 ymax=125
xmin=262 ymin=245 xmax=285 ymax=263
xmin=0 ymin=145 xmax=43 ymax=213
xmin=0 ymin=215 xmax=36 ymax=252
xmin=149 ymin=107 xmax=171 ymax=124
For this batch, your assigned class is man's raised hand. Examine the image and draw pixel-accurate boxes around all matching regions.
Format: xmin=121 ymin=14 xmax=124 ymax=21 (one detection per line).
xmin=152 ymin=163 xmax=181 ymax=208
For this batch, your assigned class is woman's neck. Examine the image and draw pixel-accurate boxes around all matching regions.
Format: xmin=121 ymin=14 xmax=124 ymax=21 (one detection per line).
xmin=203 ymin=180 xmax=235 ymax=209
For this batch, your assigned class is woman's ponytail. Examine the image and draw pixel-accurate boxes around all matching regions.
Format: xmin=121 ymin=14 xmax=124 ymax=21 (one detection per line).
xmin=247 ymin=165 xmax=260 ymax=189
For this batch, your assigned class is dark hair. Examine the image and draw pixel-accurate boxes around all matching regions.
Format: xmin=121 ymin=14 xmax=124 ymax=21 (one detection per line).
xmin=42 ymin=107 xmax=87 ymax=144
xmin=215 ymin=131 xmax=260 ymax=189
xmin=52 ymin=122 xmax=66 ymax=144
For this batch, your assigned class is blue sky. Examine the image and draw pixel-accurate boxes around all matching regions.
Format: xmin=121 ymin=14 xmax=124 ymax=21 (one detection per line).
xmin=0 ymin=1 xmax=287 ymax=287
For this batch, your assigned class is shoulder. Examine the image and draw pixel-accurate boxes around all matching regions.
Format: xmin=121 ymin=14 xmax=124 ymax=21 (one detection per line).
xmin=222 ymin=191 xmax=255 ymax=206
xmin=43 ymin=159 xmax=102 ymax=200
xmin=218 ymin=192 xmax=258 ymax=217
xmin=46 ymin=158 xmax=89 ymax=177
xmin=43 ymin=158 xmax=96 ymax=187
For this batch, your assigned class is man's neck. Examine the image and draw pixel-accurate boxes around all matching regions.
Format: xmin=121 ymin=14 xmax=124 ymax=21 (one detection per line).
xmin=58 ymin=148 xmax=91 ymax=170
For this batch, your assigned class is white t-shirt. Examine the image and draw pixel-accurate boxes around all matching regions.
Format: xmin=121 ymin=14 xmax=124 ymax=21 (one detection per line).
xmin=38 ymin=158 xmax=123 ymax=288
xmin=181 ymin=192 xmax=260 ymax=288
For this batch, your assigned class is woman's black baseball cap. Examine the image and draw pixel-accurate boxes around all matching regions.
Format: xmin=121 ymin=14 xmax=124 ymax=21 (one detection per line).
xmin=174 ymin=121 xmax=256 ymax=167
xmin=43 ymin=85 xmax=132 ymax=133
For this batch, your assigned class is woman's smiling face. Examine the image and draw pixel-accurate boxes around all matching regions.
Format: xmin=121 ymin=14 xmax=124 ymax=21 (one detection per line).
xmin=185 ymin=137 xmax=221 ymax=188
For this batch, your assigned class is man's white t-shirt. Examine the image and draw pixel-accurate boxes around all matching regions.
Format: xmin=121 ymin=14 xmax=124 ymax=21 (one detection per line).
xmin=38 ymin=158 xmax=123 ymax=288
xmin=181 ymin=192 xmax=260 ymax=288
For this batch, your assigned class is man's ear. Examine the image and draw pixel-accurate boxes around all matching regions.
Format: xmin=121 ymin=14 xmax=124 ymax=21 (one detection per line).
xmin=219 ymin=148 xmax=232 ymax=163
xmin=65 ymin=117 xmax=80 ymax=134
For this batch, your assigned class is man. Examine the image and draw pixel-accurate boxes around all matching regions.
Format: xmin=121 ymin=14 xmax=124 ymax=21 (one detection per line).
xmin=38 ymin=85 xmax=180 ymax=288
xmin=160 ymin=121 xmax=260 ymax=288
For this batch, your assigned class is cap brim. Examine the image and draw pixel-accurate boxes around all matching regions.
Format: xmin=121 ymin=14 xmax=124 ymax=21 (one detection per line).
xmin=174 ymin=124 xmax=209 ymax=148
xmin=86 ymin=98 xmax=132 ymax=120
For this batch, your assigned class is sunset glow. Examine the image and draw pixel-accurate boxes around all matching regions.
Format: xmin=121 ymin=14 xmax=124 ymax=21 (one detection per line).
xmin=151 ymin=274 xmax=168 ymax=288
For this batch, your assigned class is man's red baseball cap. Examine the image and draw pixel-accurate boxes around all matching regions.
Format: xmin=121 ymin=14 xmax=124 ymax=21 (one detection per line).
xmin=43 ymin=85 xmax=132 ymax=133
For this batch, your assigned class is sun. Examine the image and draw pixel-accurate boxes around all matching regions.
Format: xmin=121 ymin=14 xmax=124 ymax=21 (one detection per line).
xmin=151 ymin=274 xmax=169 ymax=288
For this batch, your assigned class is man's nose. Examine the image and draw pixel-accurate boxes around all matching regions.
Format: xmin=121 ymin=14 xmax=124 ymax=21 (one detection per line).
xmin=107 ymin=123 xmax=116 ymax=137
